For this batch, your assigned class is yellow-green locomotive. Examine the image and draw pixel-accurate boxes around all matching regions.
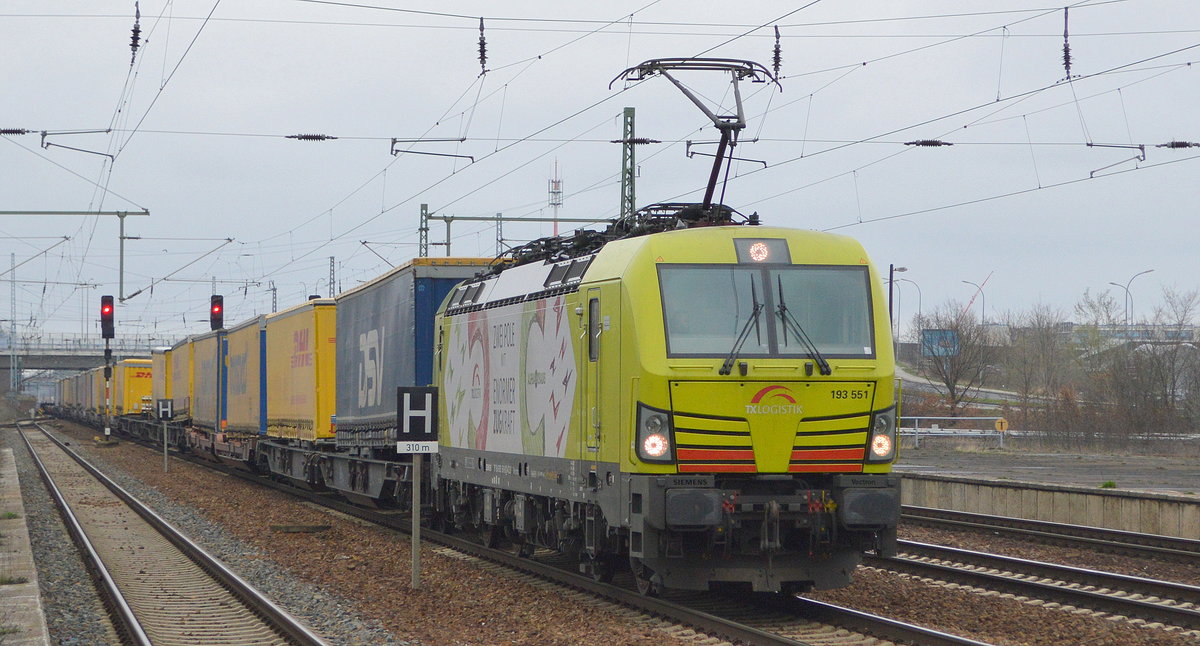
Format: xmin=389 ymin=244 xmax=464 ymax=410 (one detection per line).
xmin=433 ymin=205 xmax=899 ymax=593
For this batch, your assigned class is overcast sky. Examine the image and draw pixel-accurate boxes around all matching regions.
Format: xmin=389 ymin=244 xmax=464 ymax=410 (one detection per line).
xmin=3 ymin=0 xmax=1198 ymax=343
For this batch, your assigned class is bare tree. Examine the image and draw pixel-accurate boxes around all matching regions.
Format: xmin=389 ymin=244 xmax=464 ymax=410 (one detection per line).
xmin=919 ymin=301 xmax=998 ymax=415
xmin=1003 ymin=303 xmax=1068 ymax=428
xmin=1074 ymin=288 xmax=1122 ymax=326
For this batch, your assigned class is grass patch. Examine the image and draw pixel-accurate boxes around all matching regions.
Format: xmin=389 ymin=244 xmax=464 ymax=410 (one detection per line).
xmin=0 ymin=625 xmax=21 ymax=635
xmin=0 ymin=512 xmax=17 ymax=520
xmin=0 ymin=575 xmax=29 ymax=585
xmin=1100 ymin=481 xmax=1117 ymax=489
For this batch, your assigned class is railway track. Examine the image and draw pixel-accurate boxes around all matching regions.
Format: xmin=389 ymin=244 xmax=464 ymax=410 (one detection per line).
xmin=18 ymin=422 xmax=329 ymax=646
xmin=901 ymin=505 xmax=1200 ymax=562
xmin=56 ymin=419 xmax=997 ymax=646
xmin=871 ymin=540 xmax=1200 ymax=632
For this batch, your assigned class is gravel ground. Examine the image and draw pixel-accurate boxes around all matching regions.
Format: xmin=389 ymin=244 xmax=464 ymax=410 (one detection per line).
xmin=19 ymin=418 xmax=1200 ymax=646
xmin=24 ymin=422 xmax=695 ymax=646
xmin=900 ymin=524 xmax=1200 ymax=586
xmin=2 ymin=427 xmax=118 ymax=646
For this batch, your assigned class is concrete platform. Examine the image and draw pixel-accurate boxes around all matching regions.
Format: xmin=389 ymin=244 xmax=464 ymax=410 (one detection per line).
xmin=0 ymin=447 xmax=50 ymax=646
xmin=895 ymin=444 xmax=1200 ymax=539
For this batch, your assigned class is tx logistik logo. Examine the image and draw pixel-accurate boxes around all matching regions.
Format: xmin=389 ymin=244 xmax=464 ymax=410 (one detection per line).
xmin=746 ymin=385 xmax=804 ymax=416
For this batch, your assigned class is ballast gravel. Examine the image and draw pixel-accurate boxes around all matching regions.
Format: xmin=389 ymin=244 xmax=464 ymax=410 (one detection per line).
xmin=14 ymin=420 xmax=1199 ymax=646
xmin=19 ymin=422 xmax=692 ymax=646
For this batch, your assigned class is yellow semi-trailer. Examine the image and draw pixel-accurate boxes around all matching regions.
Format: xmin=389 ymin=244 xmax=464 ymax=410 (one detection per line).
xmin=151 ymin=347 xmax=171 ymax=416
xmin=256 ymin=299 xmax=336 ymax=485
xmin=433 ymin=223 xmax=900 ymax=594
xmin=191 ymin=331 xmax=223 ymax=430
xmin=113 ymin=358 xmax=153 ymax=416
xmin=169 ymin=336 xmax=194 ymax=420
xmin=88 ymin=365 xmax=104 ymax=417
xmin=224 ymin=316 xmax=266 ymax=436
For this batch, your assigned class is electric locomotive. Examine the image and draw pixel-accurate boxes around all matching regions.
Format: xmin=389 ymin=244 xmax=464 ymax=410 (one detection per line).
xmin=432 ymin=204 xmax=900 ymax=594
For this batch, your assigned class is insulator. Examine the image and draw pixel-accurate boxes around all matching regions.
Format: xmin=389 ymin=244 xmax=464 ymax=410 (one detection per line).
xmin=1156 ymin=140 xmax=1199 ymax=148
xmin=1061 ymin=7 xmax=1072 ymax=77
xmin=904 ymin=139 xmax=953 ymax=147
xmin=772 ymin=26 xmax=782 ymax=77
xmin=130 ymin=2 xmax=141 ymax=65
xmin=0 ymin=128 xmax=31 ymax=135
xmin=609 ymin=138 xmax=660 ymax=145
xmin=478 ymin=17 xmax=488 ymax=74
xmin=286 ymin=133 xmax=338 ymax=141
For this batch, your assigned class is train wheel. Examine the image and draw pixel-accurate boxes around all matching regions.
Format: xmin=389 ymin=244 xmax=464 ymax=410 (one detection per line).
xmin=483 ymin=524 xmax=502 ymax=549
xmin=514 ymin=539 xmax=535 ymax=558
xmin=431 ymin=510 xmax=451 ymax=534
xmin=586 ymin=554 xmax=616 ymax=584
xmin=632 ymin=559 xmax=660 ymax=597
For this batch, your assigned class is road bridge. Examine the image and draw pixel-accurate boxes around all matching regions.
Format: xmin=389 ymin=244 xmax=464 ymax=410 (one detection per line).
xmin=2 ymin=333 xmax=166 ymax=395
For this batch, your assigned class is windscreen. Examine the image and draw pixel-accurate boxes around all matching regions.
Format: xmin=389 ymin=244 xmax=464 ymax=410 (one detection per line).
xmin=659 ymin=264 xmax=875 ymax=359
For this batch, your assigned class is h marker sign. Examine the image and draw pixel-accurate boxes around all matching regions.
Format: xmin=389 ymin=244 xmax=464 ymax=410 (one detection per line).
xmin=396 ymin=387 xmax=438 ymax=453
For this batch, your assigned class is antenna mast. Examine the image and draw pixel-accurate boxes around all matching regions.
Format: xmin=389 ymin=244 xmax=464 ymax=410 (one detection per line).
xmin=548 ymin=160 xmax=563 ymax=236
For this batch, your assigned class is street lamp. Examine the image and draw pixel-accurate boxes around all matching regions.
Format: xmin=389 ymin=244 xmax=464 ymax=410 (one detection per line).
xmin=1109 ymin=268 xmax=1154 ymax=330
xmin=889 ymin=266 xmax=907 ymax=338
xmin=962 ymin=280 xmax=986 ymax=324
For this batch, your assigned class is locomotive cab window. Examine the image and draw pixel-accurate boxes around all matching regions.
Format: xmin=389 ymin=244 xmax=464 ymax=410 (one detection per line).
xmin=659 ymin=264 xmax=875 ymax=359
xmin=588 ymin=297 xmax=601 ymax=361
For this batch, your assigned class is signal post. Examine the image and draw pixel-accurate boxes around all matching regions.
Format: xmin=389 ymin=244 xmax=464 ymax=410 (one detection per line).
xmin=100 ymin=295 xmax=114 ymax=436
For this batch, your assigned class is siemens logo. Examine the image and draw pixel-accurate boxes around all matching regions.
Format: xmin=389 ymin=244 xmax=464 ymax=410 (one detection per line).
xmin=745 ymin=404 xmax=804 ymax=416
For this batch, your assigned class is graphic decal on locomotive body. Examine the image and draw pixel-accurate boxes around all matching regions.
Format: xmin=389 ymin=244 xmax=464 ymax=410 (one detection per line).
xmin=445 ymin=295 xmax=576 ymax=457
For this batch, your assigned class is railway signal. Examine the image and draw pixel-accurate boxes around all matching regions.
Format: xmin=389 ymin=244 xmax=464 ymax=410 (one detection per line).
xmin=100 ymin=295 xmax=115 ymax=339
xmin=209 ymin=295 xmax=224 ymax=330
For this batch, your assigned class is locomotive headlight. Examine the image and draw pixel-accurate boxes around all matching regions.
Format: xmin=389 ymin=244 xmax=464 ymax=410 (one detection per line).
xmin=870 ymin=433 xmax=893 ymax=457
xmin=643 ymin=432 xmax=669 ymax=458
xmin=636 ymin=403 xmax=674 ymax=463
xmin=867 ymin=407 xmax=897 ymax=462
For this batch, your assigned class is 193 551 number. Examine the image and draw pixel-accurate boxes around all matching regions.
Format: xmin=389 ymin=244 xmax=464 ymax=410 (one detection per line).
xmin=831 ymin=389 xmax=868 ymax=400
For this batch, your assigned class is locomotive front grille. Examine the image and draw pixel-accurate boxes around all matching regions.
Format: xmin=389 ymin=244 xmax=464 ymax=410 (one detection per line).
xmin=672 ymin=411 xmax=869 ymax=473
xmin=790 ymin=416 xmax=869 ymax=473
xmin=673 ymin=413 xmax=755 ymax=473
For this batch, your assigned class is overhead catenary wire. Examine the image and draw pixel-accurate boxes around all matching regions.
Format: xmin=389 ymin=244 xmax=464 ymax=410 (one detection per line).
xmin=7 ymin=0 xmax=1193 ymax=336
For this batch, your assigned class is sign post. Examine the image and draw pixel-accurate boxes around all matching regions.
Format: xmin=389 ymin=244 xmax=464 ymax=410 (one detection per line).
xmin=157 ymin=399 xmax=174 ymax=472
xmin=396 ymin=387 xmax=438 ymax=590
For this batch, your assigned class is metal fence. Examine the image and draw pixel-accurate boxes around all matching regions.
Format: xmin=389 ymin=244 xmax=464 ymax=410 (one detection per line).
xmin=900 ymin=416 xmax=1009 ymax=448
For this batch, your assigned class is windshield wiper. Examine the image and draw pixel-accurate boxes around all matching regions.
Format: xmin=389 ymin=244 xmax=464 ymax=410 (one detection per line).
xmin=776 ymin=276 xmax=832 ymax=376
xmin=719 ymin=278 xmax=763 ymax=375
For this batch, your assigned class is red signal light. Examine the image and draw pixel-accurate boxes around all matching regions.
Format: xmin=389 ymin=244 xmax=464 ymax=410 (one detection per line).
xmin=100 ymin=295 xmax=115 ymax=339
xmin=209 ymin=294 xmax=224 ymax=330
